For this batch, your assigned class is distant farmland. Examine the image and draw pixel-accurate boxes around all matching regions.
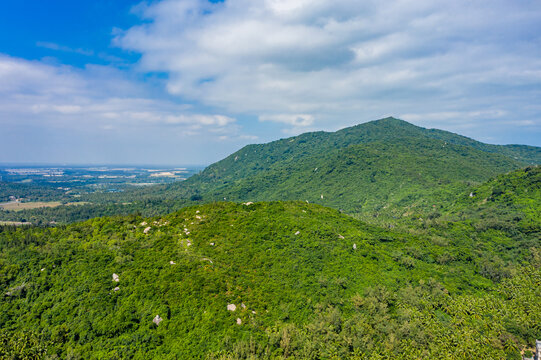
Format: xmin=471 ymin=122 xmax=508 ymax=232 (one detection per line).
xmin=0 ymin=201 xmax=90 ymax=211
xmin=0 ymin=220 xmax=32 ymax=226
xmin=0 ymin=201 xmax=63 ymax=211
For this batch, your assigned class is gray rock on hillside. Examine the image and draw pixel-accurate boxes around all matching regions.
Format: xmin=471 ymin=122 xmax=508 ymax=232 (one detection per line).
xmin=153 ymin=315 xmax=163 ymax=326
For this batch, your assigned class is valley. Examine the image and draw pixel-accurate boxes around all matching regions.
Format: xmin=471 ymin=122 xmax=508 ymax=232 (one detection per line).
xmin=0 ymin=165 xmax=202 ymax=225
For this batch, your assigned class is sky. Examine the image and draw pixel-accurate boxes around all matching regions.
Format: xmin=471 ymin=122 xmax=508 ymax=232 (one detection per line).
xmin=1 ymin=0 xmax=540 ymax=165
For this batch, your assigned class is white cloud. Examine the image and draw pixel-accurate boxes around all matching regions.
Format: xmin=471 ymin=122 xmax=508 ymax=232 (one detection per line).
xmin=0 ymin=55 xmax=236 ymax=136
xmin=36 ymin=41 xmax=94 ymax=56
xmin=164 ymin=114 xmax=235 ymax=126
xmin=259 ymin=114 xmax=314 ymax=127
xmin=3 ymin=0 xmax=541 ymax=164
xmin=115 ymin=0 xmax=541 ymax=140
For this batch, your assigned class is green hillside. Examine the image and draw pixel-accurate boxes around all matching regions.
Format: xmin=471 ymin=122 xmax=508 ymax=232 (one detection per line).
xmin=1 ymin=201 xmax=540 ymax=358
xmin=187 ymin=117 xmax=539 ymax=185
xmin=381 ymin=166 xmax=541 ymax=285
xmin=194 ymin=139 xmax=522 ymax=214
xmin=1 ymin=118 xmax=539 ymax=225
xmin=439 ymin=165 xmax=540 ymax=237
xmin=188 ymin=118 xmax=539 ymax=189
xmin=167 ymin=118 xmax=540 ymax=215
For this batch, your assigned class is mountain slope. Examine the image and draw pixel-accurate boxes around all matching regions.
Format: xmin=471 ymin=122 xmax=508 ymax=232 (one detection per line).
xmin=185 ymin=117 xmax=540 ymax=191
xmin=1 ymin=201 xmax=540 ymax=358
xmin=197 ymin=139 xmax=521 ymax=213
xmin=386 ymin=166 xmax=541 ymax=284
xmin=441 ymin=165 xmax=540 ymax=235
xmin=166 ymin=118 xmax=540 ymax=216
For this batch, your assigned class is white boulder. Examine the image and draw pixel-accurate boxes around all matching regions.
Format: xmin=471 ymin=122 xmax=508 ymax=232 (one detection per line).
xmin=153 ymin=315 xmax=163 ymax=326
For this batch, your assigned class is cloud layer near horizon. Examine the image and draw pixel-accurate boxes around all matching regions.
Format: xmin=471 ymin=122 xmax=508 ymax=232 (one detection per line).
xmin=117 ymin=0 xmax=541 ymax=141
xmin=0 ymin=55 xmax=236 ymax=134
xmin=0 ymin=54 xmax=246 ymax=164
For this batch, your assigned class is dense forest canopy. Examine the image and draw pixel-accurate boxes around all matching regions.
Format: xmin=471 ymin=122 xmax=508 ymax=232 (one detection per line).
xmin=1 ymin=119 xmax=540 ymax=359
xmin=1 ymin=199 xmax=540 ymax=358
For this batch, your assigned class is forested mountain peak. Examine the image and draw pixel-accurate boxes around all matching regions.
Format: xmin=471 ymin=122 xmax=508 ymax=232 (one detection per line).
xmin=166 ymin=118 xmax=540 ymax=217
xmin=191 ymin=117 xmax=539 ymax=187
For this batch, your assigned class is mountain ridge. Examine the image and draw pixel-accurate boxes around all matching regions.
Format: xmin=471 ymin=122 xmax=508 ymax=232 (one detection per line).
xmin=170 ymin=117 xmax=540 ymax=216
xmin=181 ymin=117 xmax=539 ymax=189
xmin=1 ymin=117 xmax=539 ymax=224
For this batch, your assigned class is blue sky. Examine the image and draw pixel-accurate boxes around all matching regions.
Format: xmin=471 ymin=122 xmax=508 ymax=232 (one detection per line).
xmin=1 ymin=0 xmax=540 ymax=165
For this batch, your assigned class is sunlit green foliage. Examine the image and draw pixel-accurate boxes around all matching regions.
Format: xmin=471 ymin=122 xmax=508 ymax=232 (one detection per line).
xmin=1 ymin=199 xmax=539 ymax=358
xmin=0 ymin=119 xmax=540 ymax=358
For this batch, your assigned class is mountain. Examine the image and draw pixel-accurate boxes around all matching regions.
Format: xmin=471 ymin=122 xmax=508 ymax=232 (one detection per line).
xmin=172 ymin=117 xmax=540 ymax=215
xmin=186 ymin=117 xmax=540 ymax=188
xmin=1 ymin=201 xmax=539 ymax=358
xmin=1 ymin=117 xmax=539 ymax=224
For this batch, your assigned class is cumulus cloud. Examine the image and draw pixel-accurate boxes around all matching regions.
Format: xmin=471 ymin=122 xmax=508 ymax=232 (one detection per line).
xmin=115 ymin=0 xmax=541 ymax=141
xmin=0 ymin=55 xmax=236 ymax=135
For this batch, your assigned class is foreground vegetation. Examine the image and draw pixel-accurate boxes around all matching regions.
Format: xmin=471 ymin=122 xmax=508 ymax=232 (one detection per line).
xmin=1 ymin=195 xmax=539 ymax=358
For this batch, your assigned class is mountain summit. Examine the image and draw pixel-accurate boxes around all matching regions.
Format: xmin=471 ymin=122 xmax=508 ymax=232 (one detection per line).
xmin=174 ymin=118 xmax=540 ymax=215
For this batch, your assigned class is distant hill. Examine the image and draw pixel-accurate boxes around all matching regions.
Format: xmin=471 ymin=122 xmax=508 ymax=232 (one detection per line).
xmin=187 ymin=117 xmax=540 ymax=188
xmin=1 ymin=201 xmax=539 ymax=358
xmin=1 ymin=117 xmax=539 ymax=224
xmin=172 ymin=117 xmax=540 ymax=214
